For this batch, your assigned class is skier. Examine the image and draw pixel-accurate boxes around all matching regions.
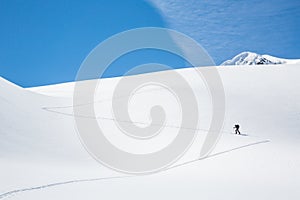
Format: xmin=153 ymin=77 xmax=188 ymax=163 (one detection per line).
xmin=234 ymin=124 xmax=241 ymax=135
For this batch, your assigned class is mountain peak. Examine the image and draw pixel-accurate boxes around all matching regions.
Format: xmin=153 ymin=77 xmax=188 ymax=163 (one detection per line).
xmin=221 ymin=52 xmax=300 ymax=66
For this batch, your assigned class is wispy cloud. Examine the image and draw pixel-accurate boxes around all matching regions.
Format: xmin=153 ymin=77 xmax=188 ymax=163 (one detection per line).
xmin=147 ymin=0 xmax=300 ymax=64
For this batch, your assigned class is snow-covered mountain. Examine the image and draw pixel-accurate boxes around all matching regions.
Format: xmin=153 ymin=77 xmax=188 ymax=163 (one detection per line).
xmin=221 ymin=51 xmax=300 ymax=66
xmin=1 ymin=64 xmax=300 ymax=199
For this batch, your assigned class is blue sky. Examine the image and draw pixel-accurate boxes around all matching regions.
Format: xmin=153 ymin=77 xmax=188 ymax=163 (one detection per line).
xmin=149 ymin=0 xmax=300 ymax=64
xmin=0 ymin=0 xmax=299 ymax=87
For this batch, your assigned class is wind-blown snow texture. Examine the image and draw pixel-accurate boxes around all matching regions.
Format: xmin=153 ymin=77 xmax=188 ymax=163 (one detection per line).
xmin=222 ymin=52 xmax=300 ymax=66
xmin=0 ymin=65 xmax=300 ymax=200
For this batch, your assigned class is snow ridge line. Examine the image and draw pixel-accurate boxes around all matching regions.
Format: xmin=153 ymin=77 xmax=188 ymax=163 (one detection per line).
xmin=0 ymin=140 xmax=270 ymax=199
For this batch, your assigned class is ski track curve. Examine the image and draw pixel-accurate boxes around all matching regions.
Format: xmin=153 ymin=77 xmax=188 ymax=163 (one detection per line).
xmin=0 ymin=140 xmax=270 ymax=199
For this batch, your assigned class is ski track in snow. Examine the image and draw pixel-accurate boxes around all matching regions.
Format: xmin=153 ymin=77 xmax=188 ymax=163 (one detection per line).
xmin=0 ymin=140 xmax=270 ymax=199
xmin=42 ymin=104 xmax=258 ymax=136
xmin=0 ymin=176 xmax=132 ymax=200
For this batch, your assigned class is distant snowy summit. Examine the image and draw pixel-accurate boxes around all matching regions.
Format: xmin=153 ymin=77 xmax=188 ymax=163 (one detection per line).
xmin=221 ymin=52 xmax=300 ymax=66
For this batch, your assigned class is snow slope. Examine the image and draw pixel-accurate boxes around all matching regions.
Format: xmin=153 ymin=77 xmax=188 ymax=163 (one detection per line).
xmin=1 ymin=64 xmax=300 ymax=199
xmin=221 ymin=51 xmax=300 ymax=65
